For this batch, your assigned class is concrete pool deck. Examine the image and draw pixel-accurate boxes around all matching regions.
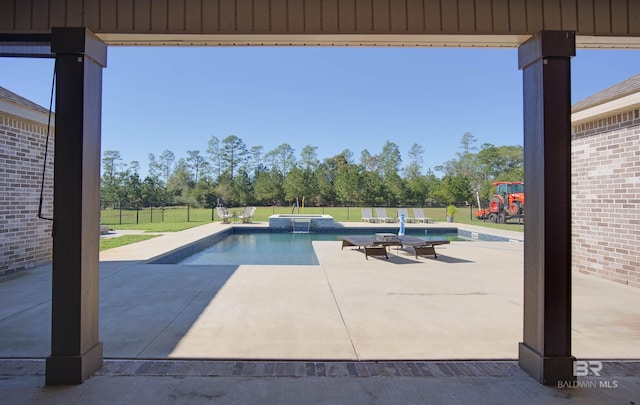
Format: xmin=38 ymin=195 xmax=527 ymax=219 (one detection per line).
xmin=1 ymin=221 xmax=639 ymax=403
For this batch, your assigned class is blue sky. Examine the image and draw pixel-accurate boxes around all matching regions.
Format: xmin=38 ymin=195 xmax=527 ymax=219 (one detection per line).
xmin=1 ymin=46 xmax=638 ymax=177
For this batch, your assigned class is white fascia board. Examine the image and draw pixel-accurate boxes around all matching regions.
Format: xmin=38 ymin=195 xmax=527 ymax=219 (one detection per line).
xmin=572 ymin=92 xmax=640 ymax=124
xmin=0 ymin=99 xmax=53 ymax=126
xmin=98 ymin=33 xmax=640 ymax=49
xmin=98 ymin=33 xmax=531 ymax=48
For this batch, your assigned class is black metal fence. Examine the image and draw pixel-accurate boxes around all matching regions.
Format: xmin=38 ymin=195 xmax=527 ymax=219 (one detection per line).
xmin=100 ymin=202 xmax=216 ymax=225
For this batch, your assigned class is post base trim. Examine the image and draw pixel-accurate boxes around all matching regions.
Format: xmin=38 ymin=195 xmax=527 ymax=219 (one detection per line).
xmin=518 ymin=342 xmax=576 ymax=385
xmin=46 ymin=341 xmax=103 ymax=385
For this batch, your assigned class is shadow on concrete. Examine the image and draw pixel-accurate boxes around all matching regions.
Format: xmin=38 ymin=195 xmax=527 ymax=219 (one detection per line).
xmin=426 ymin=255 xmax=474 ymax=264
xmin=0 ymin=261 xmax=240 ymax=359
xmin=339 ymin=248 xmax=475 ymax=265
xmin=0 ymin=265 xmax=52 ymax=357
xmin=99 ymin=262 xmax=238 ymax=358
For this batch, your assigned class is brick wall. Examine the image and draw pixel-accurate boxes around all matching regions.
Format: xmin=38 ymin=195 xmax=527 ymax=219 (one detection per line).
xmin=572 ymin=109 xmax=640 ymax=288
xmin=0 ymin=112 xmax=54 ymax=276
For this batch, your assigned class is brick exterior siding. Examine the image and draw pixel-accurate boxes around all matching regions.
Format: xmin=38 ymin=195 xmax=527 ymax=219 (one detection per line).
xmin=572 ymin=109 xmax=640 ymax=288
xmin=0 ymin=112 xmax=54 ymax=276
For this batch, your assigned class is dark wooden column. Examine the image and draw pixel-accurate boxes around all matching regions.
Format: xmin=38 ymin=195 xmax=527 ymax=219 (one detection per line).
xmin=46 ymin=27 xmax=107 ymax=385
xmin=517 ymin=31 xmax=576 ymax=385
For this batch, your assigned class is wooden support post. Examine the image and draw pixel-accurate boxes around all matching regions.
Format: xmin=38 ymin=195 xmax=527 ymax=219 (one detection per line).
xmin=46 ymin=27 xmax=107 ymax=385
xmin=517 ymin=31 xmax=576 ymax=385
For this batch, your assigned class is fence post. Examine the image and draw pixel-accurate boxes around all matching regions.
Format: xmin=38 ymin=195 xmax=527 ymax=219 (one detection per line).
xmin=187 ymin=204 xmax=190 ymax=222
xmin=211 ymin=206 xmax=214 ymax=221
xmin=136 ymin=207 xmax=139 ymax=224
xmin=150 ymin=206 xmax=153 ymax=223
xmin=119 ymin=203 xmax=122 ymax=225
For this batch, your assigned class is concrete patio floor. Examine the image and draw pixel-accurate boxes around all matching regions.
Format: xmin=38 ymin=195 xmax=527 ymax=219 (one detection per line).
xmin=1 ymin=221 xmax=639 ymax=403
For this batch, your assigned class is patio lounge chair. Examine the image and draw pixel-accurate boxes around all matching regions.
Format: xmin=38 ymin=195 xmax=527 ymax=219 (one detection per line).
xmin=376 ymin=208 xmax=396 ymax=223
xmin=396 ymin=235 xmax=450 ymax=259
xmin=361 ymin=208 xmax=376 ymax=222
xmin=413 ymin=208 xmax=434 ymax=223
xmin=364 ymin=245 xmax=389 ymax=260
xmin=216 ymin=207 xmax=233 ymax=223
xmin=338 ymin=235 xmax=449 ymax=260
xmin=338 ymin=235 xmax=400 ymax=260
xmin=238 ymin=206 xmax=256 ymax=223
xmin=397 ymin=208 xmax=415 ymax=223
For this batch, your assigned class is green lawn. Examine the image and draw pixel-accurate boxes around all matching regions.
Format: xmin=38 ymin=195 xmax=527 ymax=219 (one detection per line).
xmin=99 ymin=234 xmax=161 ymax=251
xmin=108 ymin=222 xmax=209 ymax=232
xmin=101 ymin=205 xmax=524 ymax=233
xmin=250 ymin=206 xmax=524 ymax=232
xmin=100 ymin=205 xmax=214 ymax=225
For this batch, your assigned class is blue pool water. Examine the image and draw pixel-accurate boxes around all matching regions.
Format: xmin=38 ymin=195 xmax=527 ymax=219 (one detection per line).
xmin=177 ymin=230 xmax=460 ymax=266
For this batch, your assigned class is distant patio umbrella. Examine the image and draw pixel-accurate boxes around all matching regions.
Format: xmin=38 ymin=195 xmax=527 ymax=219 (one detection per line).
xmin=398 ymin=214 xmax=405 ymax=236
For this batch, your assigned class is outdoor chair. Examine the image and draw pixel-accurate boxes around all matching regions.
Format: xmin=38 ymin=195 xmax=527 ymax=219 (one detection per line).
xmin=361 ymin=208 xmax=376 ymax=222
xmin=216 ymin=207 xmax=233 ymax=223
xmin=376 ymin=208 xmax=396 ymax=223
xmin=413 ymin=208 xmax=434 ymax=223
xmin=339 ymin=235 xmax=399 ymax=260
xmin=238 ymin=206 xmax=256 ymax=223
xmin=395 ymin=236 xmax=450 ymax=259
xmin=364 ymin=245 xmax=389 ymax=260
xmin=397 ymin=208 xmax=415 ymax=223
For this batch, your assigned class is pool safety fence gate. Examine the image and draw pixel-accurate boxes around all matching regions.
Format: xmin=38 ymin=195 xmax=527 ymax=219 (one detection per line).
xmin=291 ymin=218 xmax=311 ymax=233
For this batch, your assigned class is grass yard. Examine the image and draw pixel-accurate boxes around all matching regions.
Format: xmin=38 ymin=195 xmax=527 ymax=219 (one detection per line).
xmin=101 ymin=205 xmax=524 ymax=233
xmin=249 ymin=206 xmax=524 ymax=232
xmin=108 ymin=222 xmax=208 ymax=232
xmin=100 ymin=234 xmax=161 ymax=251
xmin=100 ymin=205 xmax=213 ymax=225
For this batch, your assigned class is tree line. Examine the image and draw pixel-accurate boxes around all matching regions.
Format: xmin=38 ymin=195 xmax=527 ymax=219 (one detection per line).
xmin=100 ymin=132 xmax=523 ymax=209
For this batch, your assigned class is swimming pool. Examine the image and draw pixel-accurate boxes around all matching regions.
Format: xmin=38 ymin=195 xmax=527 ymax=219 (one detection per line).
xmin=170 ymin=228 xmax=461 ymax=266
